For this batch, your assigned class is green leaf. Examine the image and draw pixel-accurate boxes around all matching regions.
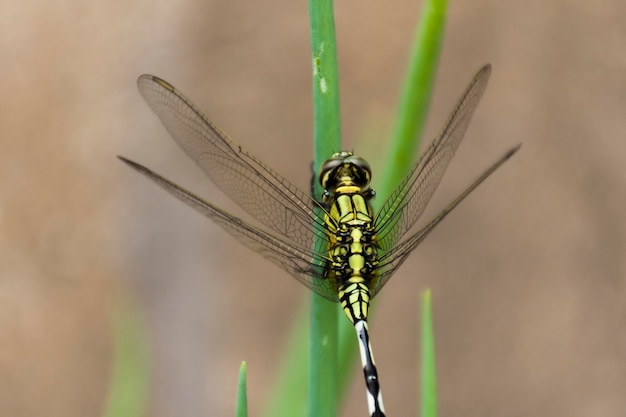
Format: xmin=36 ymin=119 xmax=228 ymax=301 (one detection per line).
xmin=236 ymin=362 xmax=248 ymax=417
xmin=421 ymin=290 xmax=438 ymax=417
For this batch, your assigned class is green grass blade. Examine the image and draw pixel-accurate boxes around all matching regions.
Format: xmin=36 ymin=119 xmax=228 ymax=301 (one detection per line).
xmin=309 ymin=0 xmax=341 ymax=163
xmin=308 ymin=1 xmax=342 ymax=417
xmin=236 ymin=362 xmax=248 ymax=417
xmin=421 ymin=290 xmax=438 ymax=417
xmin=102 ymin=296 xmax=150 ymax=417
xmin=308 ymin=296 xmax=339 ymax=417
xmin=378 ymin=0 xmax=448 ymax=205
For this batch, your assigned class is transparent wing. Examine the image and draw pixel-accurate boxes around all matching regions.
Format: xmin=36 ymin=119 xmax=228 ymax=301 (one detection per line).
xmin=118 ymin=156 xmax=339 ymax=302
xmin=370 ymin=144 xmax=520 ymax=297
xmin=374 ymin=65 xmax=492 ymax=253
xmin=137 ymin=75 xmax=328 ymax=253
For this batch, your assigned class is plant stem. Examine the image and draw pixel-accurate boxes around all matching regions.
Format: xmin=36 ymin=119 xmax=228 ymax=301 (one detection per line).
xmin=308 ymin=1 xmax=342 ymax=417
xmin=421 ymin=290 xmax=438 ymax=417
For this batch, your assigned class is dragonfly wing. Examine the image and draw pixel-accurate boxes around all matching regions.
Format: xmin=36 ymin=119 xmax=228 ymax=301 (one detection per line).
xmin=370 ymin=144 xmax=520 ymax=297
xmin=137 ymin=75 xmax=328 ymax=252
xmin=374 ymin=65 xmax=492 ymax=253
xmin=119 ymin=156 xmax=339 ymax=302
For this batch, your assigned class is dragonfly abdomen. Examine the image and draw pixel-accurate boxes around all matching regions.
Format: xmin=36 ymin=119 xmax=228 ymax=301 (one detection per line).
xmin=331 ymin=226 xmax=378 ymax=323
xmin=326 ymin=194 xmax=386 ymax=417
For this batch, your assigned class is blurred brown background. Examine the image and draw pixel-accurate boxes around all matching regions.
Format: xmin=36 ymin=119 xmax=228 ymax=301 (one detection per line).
xmin=2 ymin=0 xmax=626 ymax=416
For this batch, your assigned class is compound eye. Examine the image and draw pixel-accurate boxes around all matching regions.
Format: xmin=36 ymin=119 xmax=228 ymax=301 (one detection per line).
xmin=345 ymin=156 xmax=372 ymax=187
xmin=318 ymin=154 xmax=347 ymax=189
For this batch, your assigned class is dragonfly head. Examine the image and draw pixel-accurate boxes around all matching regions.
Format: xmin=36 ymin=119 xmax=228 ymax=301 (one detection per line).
xmin=319 ymin=152 xmax=372 ymax=194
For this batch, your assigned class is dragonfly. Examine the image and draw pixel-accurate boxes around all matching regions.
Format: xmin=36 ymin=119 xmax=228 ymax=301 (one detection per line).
xmin=119 ymin=63 xmax=519 ymax=417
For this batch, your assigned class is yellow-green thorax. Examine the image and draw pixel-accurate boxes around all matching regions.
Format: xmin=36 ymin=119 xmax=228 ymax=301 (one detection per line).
xmin=319 ymin=152 xmax=379 ymax=323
